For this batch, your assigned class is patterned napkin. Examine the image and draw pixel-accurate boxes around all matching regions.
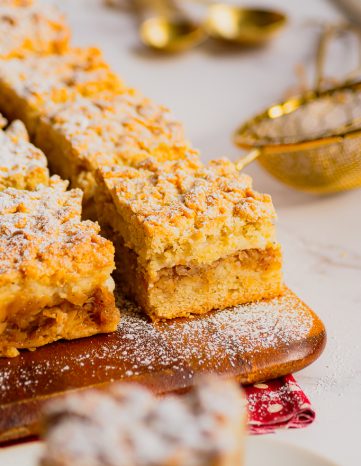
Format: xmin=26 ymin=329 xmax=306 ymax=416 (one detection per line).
xmin=245 ymin=374 xmax=315 ymax=434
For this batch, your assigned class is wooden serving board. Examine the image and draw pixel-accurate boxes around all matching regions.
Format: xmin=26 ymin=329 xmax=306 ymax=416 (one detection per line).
xmin=0 ymin=288 xmax=326 ymax=444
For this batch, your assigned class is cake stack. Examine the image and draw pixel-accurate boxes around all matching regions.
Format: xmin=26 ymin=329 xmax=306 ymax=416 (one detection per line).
xmin=0 ymin=0 xmax=283 ymax=356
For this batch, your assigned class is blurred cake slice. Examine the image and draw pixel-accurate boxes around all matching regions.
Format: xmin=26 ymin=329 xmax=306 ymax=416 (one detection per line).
xmin=41 ymin=376 xmax=246 ymax=466
xmin=0 ymin=0 xmax=69 ymax=58
xmin=0 ymin=177 xmax=120 ymax=357
xmin=95 ymin=154 xmax=283 ymax=320
xmin=0 ymin=115 xmax=49 ymax=190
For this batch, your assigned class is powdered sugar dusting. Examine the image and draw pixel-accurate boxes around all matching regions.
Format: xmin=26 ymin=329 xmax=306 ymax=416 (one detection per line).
xmin=43 ymin=90 xmax=186 ymax=170
xmin=0 ymin=119 xmax=49 ymax=184
xmin=164 ymin=296 xmax=311 ymax=352
xmin=0 ymin=0 xmax=68 ymax=58
xmin=102 ymin=156 xmax=275 ymax=233
xmin=0 ymin=47 xmax=121 ymax=102
xmin=0 ymin=177 xmax=98 ymax=275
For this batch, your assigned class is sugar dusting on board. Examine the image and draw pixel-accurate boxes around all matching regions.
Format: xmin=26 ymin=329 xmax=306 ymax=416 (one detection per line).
xmin=0 ymin=289 xmax=315 ymax=403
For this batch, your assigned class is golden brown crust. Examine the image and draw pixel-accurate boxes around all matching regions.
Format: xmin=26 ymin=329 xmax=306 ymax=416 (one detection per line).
xmin=0 ymin=48 xmax=124 ymax=142
xmin=0 ymin=183 xmax=114 ymax=288
xmin=0 ymin=0 xmax=70 ymax=58
xmin=1 ymin=179 xmax=87 ymax=282
xmin=0 ymin=48 xmax=186 ymax=206
xmin=41 ymin=91 xmax=186 ymax=166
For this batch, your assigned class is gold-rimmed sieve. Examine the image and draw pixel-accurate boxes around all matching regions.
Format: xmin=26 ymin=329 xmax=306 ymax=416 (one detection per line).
xmin=234 ymin=24 xmax=361 ymax=194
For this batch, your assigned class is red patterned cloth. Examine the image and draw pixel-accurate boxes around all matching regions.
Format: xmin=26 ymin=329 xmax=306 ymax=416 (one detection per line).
xmin=245 ymin=374 xmax=315 ymax=434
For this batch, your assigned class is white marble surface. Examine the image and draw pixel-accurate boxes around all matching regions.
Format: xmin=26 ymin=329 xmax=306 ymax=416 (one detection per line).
xmin=46 ymin=0 xmax=361 ymax=464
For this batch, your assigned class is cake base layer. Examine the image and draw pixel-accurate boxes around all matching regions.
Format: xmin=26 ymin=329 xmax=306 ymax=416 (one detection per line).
xmin=113 ymin=234 xmax=283 ymax=320
xmin=0 ymin=288 xmax=120 ymax=358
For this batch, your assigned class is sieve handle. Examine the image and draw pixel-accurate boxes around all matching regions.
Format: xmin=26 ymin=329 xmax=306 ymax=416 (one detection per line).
xmin=315 ymin=23 xmax=361 ymax=92
xmin=235 ymin=148 xmax=261 ymax=171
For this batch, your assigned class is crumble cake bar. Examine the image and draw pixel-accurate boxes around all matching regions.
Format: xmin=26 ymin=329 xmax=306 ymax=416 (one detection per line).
xmin=34 ymin=91 xmax=186 ymax=211
xmin=41 ymin=376 xmax=246 ymax=466
xmin=0 ymin=47 xmax=123 ymax=136
xmin=95 ymin=155 xmax=283 ymax=320
xmin=0 ymin=115 xmax=49 ymax=190
xmin=0 ymin=177 xmax=120 ymax=357
xmin=0 ymin=0 xmax=69 ymax=58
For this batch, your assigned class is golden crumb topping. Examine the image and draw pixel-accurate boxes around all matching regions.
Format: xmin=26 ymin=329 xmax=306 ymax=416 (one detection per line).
xmin=100 ymin=156 xmax=276 ymax=233
xmin=44 ymin=91 xmax=186 ymax=169
xmin=0 ymin=0 xmax=69 ymax=58
xmin=0 ymin=118 xmax=49 ymax=186
xmin=0 ymin=47 xmax=122 ymax=103
xmin=0 ymin=48 xmax=190 ymax=182
xmin=0 ymin=178 xmax=113 ymax=279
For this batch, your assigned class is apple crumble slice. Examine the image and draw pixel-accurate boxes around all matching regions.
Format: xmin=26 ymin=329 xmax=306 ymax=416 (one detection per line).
xmin=95 ymin=155 xmax=283 ymax=320
xmin=0 ymin=177 xmax=120 ymax=357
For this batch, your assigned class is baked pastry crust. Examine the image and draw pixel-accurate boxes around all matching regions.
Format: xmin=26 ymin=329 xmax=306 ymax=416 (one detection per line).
xmin=0 ymin=0 xmax=69 ymax=58
xmin=0 ymin=116 xmax=49 ymax=190
xmin=0 ymin=178 xmax=120 ymax=357
xmin=40 ymin=376 xmax=246 ymax=466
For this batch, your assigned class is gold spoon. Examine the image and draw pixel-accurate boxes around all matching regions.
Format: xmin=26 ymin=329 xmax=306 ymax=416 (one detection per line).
xmin=138 ymin=0 xmax=286 ymax=52
xmin=204 ymin=3 xmax=287 ymax=45
xmin=138 ymin=0 xmax=206 ymax=52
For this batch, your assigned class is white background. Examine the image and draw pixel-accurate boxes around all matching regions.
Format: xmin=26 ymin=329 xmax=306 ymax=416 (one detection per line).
xmin=45 ymin=1 xmax=361 ymax=464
